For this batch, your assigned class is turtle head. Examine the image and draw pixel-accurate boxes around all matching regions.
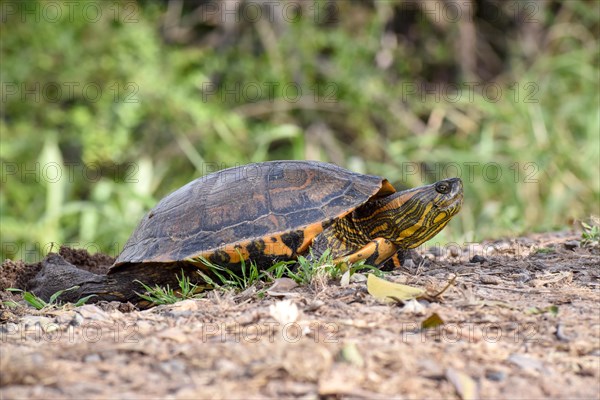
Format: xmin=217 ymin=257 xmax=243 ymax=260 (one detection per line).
xmin=375 ymin=178 xmax=463 ymax=249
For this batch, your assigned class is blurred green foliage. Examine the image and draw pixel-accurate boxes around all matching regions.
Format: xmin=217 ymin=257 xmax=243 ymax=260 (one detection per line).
xmin=1 ymin=0 xmax=599 ymax=262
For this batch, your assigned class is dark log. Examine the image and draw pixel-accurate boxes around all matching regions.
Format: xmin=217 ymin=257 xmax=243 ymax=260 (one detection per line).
xmin=28 ymin=251 xmax=417 ymax=305
xmin=28 ymin=253 xmax=202 ymax=304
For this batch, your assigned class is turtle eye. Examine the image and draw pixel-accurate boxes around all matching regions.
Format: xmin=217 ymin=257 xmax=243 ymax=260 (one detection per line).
xmin=435 ymin=182 xmax=450 ymax=194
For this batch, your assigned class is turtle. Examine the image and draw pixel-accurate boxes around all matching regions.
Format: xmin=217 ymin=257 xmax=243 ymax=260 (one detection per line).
xmin=30 ymin=160 xmax=463 ymax=304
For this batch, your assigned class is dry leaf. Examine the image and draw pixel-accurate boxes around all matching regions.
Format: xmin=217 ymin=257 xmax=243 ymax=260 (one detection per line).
xmin=421 ymin=313 xmax=444 ymax=330
xmin=401 ymin=298 xmax=426 ymax=314
xmin=266 ymin=278 xmax=299 ymax=297
xmin=340 ymin=270 xmax=351 ymax=287
xmin=269 ymin=299 xmax=299 ymax=325
xmin=446 ymin=368 xmax=479 ymax=400
xmin=367 ymin=274 xmax=425 ymax=303
xmin=165 ymin=299 xmax=200 ymax=312
xmin=508 ymin=354 xmax=549 ymax=374
xmin=350 ymin=273 xmax=367 ymax=283
xmin=340 ymin=342 xmax=364 ymax=367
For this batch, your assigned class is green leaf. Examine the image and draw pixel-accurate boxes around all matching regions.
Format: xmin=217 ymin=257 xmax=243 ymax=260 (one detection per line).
xmin=48 ymin=285 xmax=80 ymax=304
xmin=74 ymin=295 xmax=97 ymax=306
xmin=421 ymin=313 xmax=445 ymax=330
xmin=525 ymin=305 xmax=559 ymax=316
xmin=2 ymin=300 xmax=21 ymax=309
xmin=23 ymin=292 xmax=47 ymax=310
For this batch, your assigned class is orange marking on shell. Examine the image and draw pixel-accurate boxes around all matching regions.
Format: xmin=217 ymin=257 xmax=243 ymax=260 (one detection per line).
xmin=296 ymin=223 xmax=326 ymax=253
xmin=188 ymin=235 xmax=297 ymax=266
xmin=261 ymin=236 xmax=294 ymax=257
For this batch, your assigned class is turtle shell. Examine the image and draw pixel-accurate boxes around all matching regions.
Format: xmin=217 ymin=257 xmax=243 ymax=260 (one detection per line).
xmin=113 ymin=161 xmax=395 ymax=270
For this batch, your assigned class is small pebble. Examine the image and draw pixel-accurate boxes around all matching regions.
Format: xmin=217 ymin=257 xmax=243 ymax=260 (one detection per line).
xmin=493 ymin=242 xmax=511 ymax=252
xmin=84 ymin=353 xmax=102 ymax=363
xmin=403 ymin=259 xmax=415 ymax=270
xmin=564 ymin=240 xmax=580 ymax=250
xmin=77 ymin=305 xmax=110 ymax=321
xmin=555 ymin=324 xmax=571 ymax=342
xmin=428 ymin=246 xmax=443 ymax=257
xmin=54 ymin=311 xmax=76 ymax=325
xmin=159 ymin=359 xmax=187 ymax=375
xmin=511 ymin=273 xmax=531 ymax=283
xmin=70 ymin=312 xmax=85 ymax=326
xmin=480 ymin=275 xmax=502 ymax=285
xmin=470 ymin=255 xmax=487 ymax=264
xmin=485 ymin=370 xmax=506 ymax=382
xmin=305 ymin=300 xmax=325 ymax=312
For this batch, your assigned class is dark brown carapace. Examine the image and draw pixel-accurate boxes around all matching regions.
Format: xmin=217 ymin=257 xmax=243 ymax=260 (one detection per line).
xmin=114 ymin=161 xmax=463 ymax=273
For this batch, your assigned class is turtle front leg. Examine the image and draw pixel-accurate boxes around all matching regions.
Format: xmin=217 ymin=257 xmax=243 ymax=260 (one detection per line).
xmin=333 ymin=237 xmax=398 ymax=267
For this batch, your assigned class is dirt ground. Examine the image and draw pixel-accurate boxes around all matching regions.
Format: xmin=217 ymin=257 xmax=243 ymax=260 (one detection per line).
xmin=1 ymin=231 xmax=599 ymax=399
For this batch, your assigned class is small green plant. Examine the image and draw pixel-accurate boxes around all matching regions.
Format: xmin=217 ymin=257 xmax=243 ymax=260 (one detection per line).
xmin=135 ymin=270 xmax=203 ymax=305
xmin=4 ymin=286 xmax=96 ymax=310
xmin=285 ymin=249 xmax=341 ymax=285
xmin=290 ymin=249 xmax=387 ymax=284
xmin=191 ymin=254 xmax=262 ymax=290
xmin=525 ymin=305 xmax=559 ymax=316
xmin=263 ymin=260 xmax=296 ymax=281
xmin=190 ymin=249 xmax=328 ymax=288
xmin=581 ymin=220 xmax=600 ymax=248
xmin=346 ymin=260 xmax=387 ymax=279
xmin=238 ymin=255 xmax=261 ymax=288
xmin=189 ymin=249 xmax=386 ymax=290
xmin=535 ymin=247 xmax=555 ymax=254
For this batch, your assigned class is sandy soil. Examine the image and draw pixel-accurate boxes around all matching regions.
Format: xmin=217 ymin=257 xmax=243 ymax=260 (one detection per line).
xmin=1 ymin=232 xmax=599 ymax=399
